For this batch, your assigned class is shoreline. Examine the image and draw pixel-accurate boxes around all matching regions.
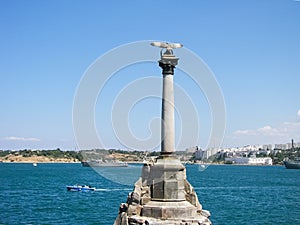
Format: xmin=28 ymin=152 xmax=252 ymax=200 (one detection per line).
xmin=0 ymin=161 xmax=282 ymax=166
xmin=0 ymin=161 xmax=81 ymax=164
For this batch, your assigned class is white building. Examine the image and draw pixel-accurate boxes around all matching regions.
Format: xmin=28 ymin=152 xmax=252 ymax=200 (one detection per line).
xmin=225 ymin=156 xmax=272 ymax=165
xmin=274 ymin=144 xmax=288 ymax=150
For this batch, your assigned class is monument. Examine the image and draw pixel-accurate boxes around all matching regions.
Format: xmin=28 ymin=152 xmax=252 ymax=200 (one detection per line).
xmin=114 ymin=42 xmax=212 ymax=225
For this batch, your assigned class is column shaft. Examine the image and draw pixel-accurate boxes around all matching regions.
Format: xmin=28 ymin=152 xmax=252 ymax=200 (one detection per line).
xmin=161 ymin=74 xmax=175 ymax=154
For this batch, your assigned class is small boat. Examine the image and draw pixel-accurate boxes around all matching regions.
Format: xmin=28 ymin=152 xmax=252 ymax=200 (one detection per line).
xmin=67 ymin=185 xmax=96 ymax=191
xmin=283 ymin=158 xmax=300 ymax=169
xmin=33 ymin=163 xmax=37 ymax=167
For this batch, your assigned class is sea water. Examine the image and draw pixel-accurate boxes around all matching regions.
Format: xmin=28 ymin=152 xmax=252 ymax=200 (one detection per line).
xmin=0 ymin=163 xmax=299 ymax=225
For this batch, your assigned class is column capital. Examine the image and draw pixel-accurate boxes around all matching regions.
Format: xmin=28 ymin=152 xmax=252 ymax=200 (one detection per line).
xmin=159 ymin=62 xmax=176 ymax=75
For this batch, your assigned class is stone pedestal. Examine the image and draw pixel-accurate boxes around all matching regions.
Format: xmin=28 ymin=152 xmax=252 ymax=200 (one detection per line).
xmin=113 ymin=157 xmax=211 ymax=225
xmin=142 ymin=157 xmax=185 ymax=201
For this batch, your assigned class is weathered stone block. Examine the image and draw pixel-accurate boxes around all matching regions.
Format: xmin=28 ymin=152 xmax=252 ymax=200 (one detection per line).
xmin=141 ymin=196 xmax=151 ymax=205
xmin=128 ymin=216 xmax=145 ymax=225
xmin=164 ymin=180 xmax=181 ymax=200
xmin=184 ymin=180 xmax=202 ymax=211
xmin=120 ymin=212 xmax=129 ymax=225
xmin=127 ymin=205 xmax=138 ymax=216
xmin=131 ymin=191 xmax=140 ymax=204
xmin=151 ymin=207 xmax=163 ymax=218
xmin=141 ymin=186 xmax=150 ymax=196
xmin=127 ymin=205 xmax=142 ymax=217
xmin=141 ymin=206 xmax=151 ymax=218
xmin=152 ymin=181 xmax=164 ymax=199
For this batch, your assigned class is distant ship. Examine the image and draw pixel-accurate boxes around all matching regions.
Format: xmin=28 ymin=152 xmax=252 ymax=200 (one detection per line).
xmin=81 ymin=160 xmax=128 ymax=167
xmin=283 ymin=158 xmax=300 ymax=169
xmin=283 ymin=139 xmax=300 ymax=169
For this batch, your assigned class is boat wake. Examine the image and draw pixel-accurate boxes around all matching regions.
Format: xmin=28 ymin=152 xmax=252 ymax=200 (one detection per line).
xmin=94 ymin=188 xmax=132 ymax=192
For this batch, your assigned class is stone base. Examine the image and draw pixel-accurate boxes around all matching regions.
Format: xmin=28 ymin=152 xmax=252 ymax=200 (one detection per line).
xmin=142 ymin=200 xmax=197 ymax=219
xmin=128 ymin=215 xmax=211 ymax=225
xmin=114 ymin=156 xmax=212 ymax=225
xmin=115 ymin=212 xmax=211 ymax=225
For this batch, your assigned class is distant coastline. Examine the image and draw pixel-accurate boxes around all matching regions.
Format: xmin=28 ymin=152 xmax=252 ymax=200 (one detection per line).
xmin=0 ymin=148 xmax=295 ymax=165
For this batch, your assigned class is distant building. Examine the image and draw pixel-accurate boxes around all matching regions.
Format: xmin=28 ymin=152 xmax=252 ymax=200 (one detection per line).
xmin=225 ymin=156 xmax=272 ymax=165
xmin=262 ymin=144 xmax=272 ymax=150
xmin=287 ymin=143 xmax=292 ymax=149
xmin=194 ymin=148 xmax=219 ymax=160
xmin=207 ymin=148 xmax=219 ymax=158
xmin=274 ymin=144 xmax=288 ymax=150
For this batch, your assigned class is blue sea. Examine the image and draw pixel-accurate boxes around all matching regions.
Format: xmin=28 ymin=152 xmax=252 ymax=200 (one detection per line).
xmin=0 ymin=163 xmax=299 ymax=225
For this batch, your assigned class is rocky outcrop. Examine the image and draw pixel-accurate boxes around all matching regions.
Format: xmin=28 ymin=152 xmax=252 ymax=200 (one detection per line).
xmin=114 ymin=157 xmax=211 ymax=225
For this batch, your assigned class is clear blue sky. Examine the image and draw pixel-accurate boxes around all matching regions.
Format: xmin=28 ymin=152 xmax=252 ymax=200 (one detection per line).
xmin=1 ymin=0 xmax=300 ymax=150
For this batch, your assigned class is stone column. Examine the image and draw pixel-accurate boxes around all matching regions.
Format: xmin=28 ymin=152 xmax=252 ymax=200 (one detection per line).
xmin=159 ymin=49 xmax=178 ymax=156
xmin=161 ymin=69 xmax=175 ymax=155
